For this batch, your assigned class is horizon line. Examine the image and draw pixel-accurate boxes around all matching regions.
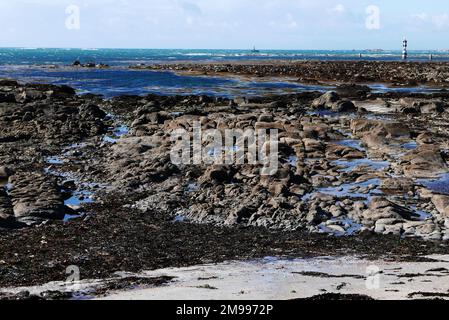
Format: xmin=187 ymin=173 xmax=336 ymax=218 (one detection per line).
xmin=1 ymin=46 xmax=449 ymax=52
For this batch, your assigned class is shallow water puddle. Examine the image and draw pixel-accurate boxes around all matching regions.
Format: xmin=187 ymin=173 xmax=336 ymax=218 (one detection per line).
xmin=418 ymin=173 xmax=449 ymax=195
xmin=307 ymin=110 xmax=340 ymax=117
xmin=334 ymin=139 xmax=365 ymax=152
xmin=355 ymin=100 xmax=395 ymax=114
xmin=304 ymin=178 xmax=382 ymax=201
xmin=103 ymin=124 xmax=129 ymax=143
xmin=65 ymin=190 xmax=94 ymax=207
xmin=319 ymin=216 xmax=363 ymax=236
xmin=0 ymin=181 xmax=13 ymax=197
xmin=288 ymin=155 xmax=298 ymax=167
xmin=173 ymin=215 xmax=187 ymax=223
xmin=44 ymin=142 xmax=105 ymax=222
xmin=410 ymin=206 xmax=433 ymax=221
xmin=46 ymin=156 xmax=65 ymax=165
xmin=114 ymin=125 xmax=129 ymax=136
xmin=186 ymin=183 xmax=199 ymax=193
xmin=401 ymin=141 xmax=418 ymax=150
xmin=370 ymin=84 xmax=441 ymax=94
xmin=63 ymin=190 xmax=94 ymax=221
xmin=63 ymin=142 xmax=87 ymax=156
xmin=332 ymin=158 xmax=390 ymax=173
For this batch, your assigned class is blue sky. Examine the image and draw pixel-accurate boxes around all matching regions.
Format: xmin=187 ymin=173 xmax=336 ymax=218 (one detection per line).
xmin=1 ymin=0 xmax=449 ymax=50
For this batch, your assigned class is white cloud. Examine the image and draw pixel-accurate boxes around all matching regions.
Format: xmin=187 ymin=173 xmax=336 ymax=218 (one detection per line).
xmin=432 ymin=13 xmax=449 ymax=28
xmin=285 ymin=13 xmax=298 ymax=29
xmin=330 ymin=4 xmax=345 ymax=14
xmin=410 ymin=12 xmax=449 ymax=29
xmin=180 ymin=1 xmax=202 ymax=16
xmin=411 ymin=12 xmax=428 ymax=21
xmin=268 ymin=13 xmax=298 ymax=29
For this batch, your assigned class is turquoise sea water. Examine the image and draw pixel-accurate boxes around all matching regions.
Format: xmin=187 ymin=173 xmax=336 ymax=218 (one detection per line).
xmin=2 ymin=48 xmax=449 ymax=65
xmin=0 ymin=48 xmax=447 ymax=97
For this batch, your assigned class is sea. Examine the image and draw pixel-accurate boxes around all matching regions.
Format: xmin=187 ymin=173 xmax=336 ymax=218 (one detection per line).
xmin=0 ymin=48 xmax=447 ymax=98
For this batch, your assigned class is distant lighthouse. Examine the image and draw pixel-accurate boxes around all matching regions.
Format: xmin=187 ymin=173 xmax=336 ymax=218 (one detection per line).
xmin=402 ymin=37 xmax=408 ymax=60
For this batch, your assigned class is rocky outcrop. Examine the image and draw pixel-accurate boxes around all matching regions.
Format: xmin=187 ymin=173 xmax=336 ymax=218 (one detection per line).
xmin=401 ymin=145 xmax=447 ymax=178
xmin=336 ymin=83 xmax=371 ymax=98
xmin=0 ymin=166 xmax=13 ymax=180
xmin=8 ymin=173 xmax=67 ymax=225
xmin=349 ymin=119 xmax=411 ymax=156
xmin=432 ymin=195 xmax=449 ymax=217
xmin=399 ymin=98 xmax=447 ymax=114
xmin=1 ymin=77 xmax=449 ymax=242
xmin=139 ymin=61 xmax=449 ymax=85
xmin=0 ymin=188 xmax=16 ymax=229
xmin=312 ymin=92 xmax=356 ymax=112
xmin=362 ymin=197 xmax=419 ymax=222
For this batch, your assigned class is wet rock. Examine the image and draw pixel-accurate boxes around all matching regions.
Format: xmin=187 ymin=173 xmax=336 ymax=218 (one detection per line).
xmin=0 ymin=189 xmax=17 ymax=229
xmin=416 ymin=133 xmax=434 ymax=145
xmin=0 ymin=79 xmax=19 ymax=87
xmin=432 ymin=195 xmax=449 ymax=217
xmin=306 ymin=206 xmax=330 ymax=225
xmin=2 ymin=77 xmax=448 ymax=241
xmin=199 ymin=166 xmax=234 ymax=185
xmin=80 ymin=104 xmax=107 ymax=120
xmin=0 ymin=93 xmax=16 ymax=103
xmin=15 ymin=89 xmax=45 ymax=103
xmin=136 ymin=101 xmax=162 ymax=116
xmin=255 ymin=121 xmax=285 ymax=131
xmin=331 ymin=100 xmax=356 ymax=112
xmin=325 ymin=144 xmax=364 ymax=160
xmin=399 ymin=98 xmax=447 ymax=114
xmin=48 ymin=85 xmax=76 ymax=98
xmin=336 ymin=83 xmax=371 ymax=98
xmin=312 ymin=91 xmax=340 ymax=109
xmin=144 ymin=61 xmax=449 ymax=85
xmin=301 ymin=122 xmax=333 ymax=140
xmin=363 ymin=197 xmax=419 ymax=223
xmin=329 ymin=204 xmax=345 ymax=218
xmin=111 ymin=136 xmax=159 ymax=158
xmin=375 ymin=219 xmax=404 ymax=235
xmin=413 ymin=223 xmax=440 ymax=239
xmin=8 ymin=173 xmax=67 ymax=225
xmin=351 ymin=119 xmax=410 ymax=139
xmin=401 ymin=145 xmax=447 ymax=178
xmin=380 ymin=178 xmax=414 ymax=194
xmin=233 ymin=97 xmax=247 ymax=106
xmin=0 ymin=166 xmax=13 ymax=179
xmin=226 ymin=202 xmax=259 ymax=225
xmin=350 ymin=119 xmax=410 ymax=155
xmin=302 ymin=138 xmax=325 ymax=153
xmin=258 ymin=114 xmax=274 ymax=123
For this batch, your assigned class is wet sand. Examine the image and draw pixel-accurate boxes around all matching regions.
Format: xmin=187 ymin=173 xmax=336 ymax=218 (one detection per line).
xmin=100 ymin=255 xmax=449 ymax=300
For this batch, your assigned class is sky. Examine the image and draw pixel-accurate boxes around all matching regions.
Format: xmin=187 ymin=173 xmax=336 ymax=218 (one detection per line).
xmin=1 ymin=0 xmax=449 ymax=50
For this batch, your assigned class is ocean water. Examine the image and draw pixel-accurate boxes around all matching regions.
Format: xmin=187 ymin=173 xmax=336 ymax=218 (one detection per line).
xmin=0 ymin=48 xmax=447 ymax=97
xmin=2 ymin=48 xmax=449 ymax=65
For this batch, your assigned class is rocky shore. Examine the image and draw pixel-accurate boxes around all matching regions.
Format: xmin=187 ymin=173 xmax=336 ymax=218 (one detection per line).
xmin=1 ymin=69 xmax=449 ymax=299
xmin=135 ymin=60 xmax=449 ymax=87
